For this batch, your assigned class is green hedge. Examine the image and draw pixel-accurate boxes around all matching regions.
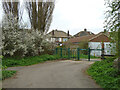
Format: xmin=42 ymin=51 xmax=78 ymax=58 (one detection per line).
xmin=87 ymin=57 xmax=120 ymax=89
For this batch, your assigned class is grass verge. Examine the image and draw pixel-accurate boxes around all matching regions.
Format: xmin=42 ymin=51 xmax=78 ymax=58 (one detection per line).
xmin=87 ymin=57 xmax=120 ymax=89
xmin=2 ymin=54 xmax=65 ymax=67
xmin=2 ymin=54 xmax=99 ymax=67
xmin=2 ymin=70 xmax=16 ymax=80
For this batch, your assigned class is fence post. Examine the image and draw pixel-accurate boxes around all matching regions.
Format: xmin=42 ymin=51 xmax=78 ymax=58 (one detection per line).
xmin=55 ymin=48 xmax=58 ymax=55
xmin=77 ymin=48 xmax=80 ymax=60
xmin=68 ymin=48 xmax=70 ymax=59
xmin=60 ymin=48 xmax=62 ymax=58
xmin=88 ymin=48 xmax=90 ymax=61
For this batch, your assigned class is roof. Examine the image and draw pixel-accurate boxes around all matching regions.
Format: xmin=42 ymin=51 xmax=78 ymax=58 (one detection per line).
xmin=97 ymin=31 xmax=110 ymax=37
xmin=47 ymin=30 xmax=71 ymax=38
xmin=74 ymin=29 xmax=95 ymax=37
xmin=67 ymin=33 xmax=111 ymax=43
xmin=89 ymin=33 xmax=110 ymax=42
xmin=68 ymin=35 xmax=95 ymax=43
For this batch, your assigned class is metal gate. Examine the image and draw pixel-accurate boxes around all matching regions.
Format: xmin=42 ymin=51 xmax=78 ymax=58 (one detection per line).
xmin=54 ymin=48 xmax=103 ymax=61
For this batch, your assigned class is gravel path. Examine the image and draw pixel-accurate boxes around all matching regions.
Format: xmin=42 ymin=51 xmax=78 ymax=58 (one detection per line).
xmin=3 ymin=60 xmax=101 ymax=88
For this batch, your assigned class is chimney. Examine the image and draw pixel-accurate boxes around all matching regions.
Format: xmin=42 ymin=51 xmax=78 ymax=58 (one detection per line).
xmin=84 ymin=28 xmax=87 ymax=32
xmin=67 ymin=30 xmax=69 ymax=36
xmin=52 ymin=30 xmax=54 ymax=36
xmin=104 ymin=29 xmax=106 ymax=33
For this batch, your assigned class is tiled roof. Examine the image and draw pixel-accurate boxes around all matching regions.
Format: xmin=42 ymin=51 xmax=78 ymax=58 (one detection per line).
xmin=67 ymin=35 xmax=95 ymax=43
xmin=74 ymin=30 xmax=95 ymax=37
xmin=89 ymin=33 xmax=110 ymax=42
xmin=47 ymin=30 xmax=71 ymax=38
xmin=67 ymin=33 xmax=111 ymax=43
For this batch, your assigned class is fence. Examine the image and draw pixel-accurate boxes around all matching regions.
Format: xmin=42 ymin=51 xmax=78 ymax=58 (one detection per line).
xmin=54 ymin=48 xmax=103 ymax=61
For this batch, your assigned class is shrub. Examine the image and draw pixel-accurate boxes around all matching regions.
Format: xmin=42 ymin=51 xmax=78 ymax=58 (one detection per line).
xmin=87 ymin=57 xmax=120 ymax=89
xmin=2 ymin=70 xmax=16 ymax=80
xmin=2 ymin=14 xmax=56 ymax=57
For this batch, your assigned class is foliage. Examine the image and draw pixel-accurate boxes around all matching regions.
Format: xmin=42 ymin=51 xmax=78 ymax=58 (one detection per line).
xmin=104 ymin=0 xmax=120 ymax=56
xmin=2 ymin=54 xmax=62 ymax=67
xmin=2 ymin=14 xmax=55 ymax=57
xmin=104 ymin=0 xmax=120 ymax=73
xmin=79 ymin=42 xmax=88 ymax=55
xmin=87 ymin=57 xmax=120 ymax=89
xmin=1 ymin=1 xmax=55 ymax=57
xmin=2 ymin=70 xmax=16 ymax=80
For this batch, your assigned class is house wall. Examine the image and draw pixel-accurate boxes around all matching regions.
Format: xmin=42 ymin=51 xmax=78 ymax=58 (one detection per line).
xmin=89 ymin=42 xmax=115 ymax=56
xmin=51 ymin=38 xmax=55 ymax=42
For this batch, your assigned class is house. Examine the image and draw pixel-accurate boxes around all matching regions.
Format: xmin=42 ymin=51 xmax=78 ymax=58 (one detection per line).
xmin=97 ymin=29 xmax=110 ymax=37
xmin=66 ymin=33 xmax=115 ymax=56
xmin=46 ymin=29 xmax=71 ymax=45
xmin=74 ymin=28 xmax=95 ymax=37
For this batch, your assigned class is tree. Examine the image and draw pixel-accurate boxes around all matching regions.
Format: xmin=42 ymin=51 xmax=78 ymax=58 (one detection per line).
xmin=25 ymin=0 xmax=55 ymax=35
xmin=2 ymin=1 xmax=22 ymax=22
xmin=1 ymin=0 xmax=55 ymax=57
xmin=104 ymin=0 xmax=120 ymax=73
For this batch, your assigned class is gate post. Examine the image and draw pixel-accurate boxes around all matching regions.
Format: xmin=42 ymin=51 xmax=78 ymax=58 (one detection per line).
xmin=88 ymin=48 xmax=90 ymax=61
xmin=68 ymin=48 xmax=70 ymax=59
xmin=55 ymin=48 xmax=58 ymax=55
xmin=101 ymin=42 xmax=105 ymax=60
xmin=77 ymin=48 xmax=80 ymax=60
xmin=60 ymin=48 xmax=62 ymax=58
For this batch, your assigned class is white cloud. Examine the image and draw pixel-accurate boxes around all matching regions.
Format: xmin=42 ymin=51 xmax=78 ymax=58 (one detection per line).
xmin=0 ymin=0 xmax=106 ymax=35
xmin=49 ymin=0 xmax=106 ymax=35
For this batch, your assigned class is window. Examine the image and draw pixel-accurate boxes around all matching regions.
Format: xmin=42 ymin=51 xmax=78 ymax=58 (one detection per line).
xmin=63 ymin=38 xmax=68 ymax=42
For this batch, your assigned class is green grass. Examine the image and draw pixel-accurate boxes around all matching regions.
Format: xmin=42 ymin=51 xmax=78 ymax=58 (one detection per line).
xmin=2 ymin=54 xmax=64 ymax=67
xmin=80 ymin=54 xmax=99 ymax=59
xmin=3 ymin=53 xmax=98 ymax=67
xmin=2 ymin=70 xmax=16 ymax=80
xmin=87 ymin=57 xmax=120 ymax=89
xmin=2 ymin=54 xmax=64 ymax=80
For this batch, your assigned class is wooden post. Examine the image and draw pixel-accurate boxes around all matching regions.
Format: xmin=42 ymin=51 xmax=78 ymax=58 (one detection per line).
xmin=101 ymin=42 xmax=105 ymax=60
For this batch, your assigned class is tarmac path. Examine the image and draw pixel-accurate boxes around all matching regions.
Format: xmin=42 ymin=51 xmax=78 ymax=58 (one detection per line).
xmin=3 ymin=60 xmax=101 ymax=88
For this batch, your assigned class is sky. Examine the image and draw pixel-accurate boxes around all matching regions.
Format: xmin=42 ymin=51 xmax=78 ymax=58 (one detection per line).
xmin=49 ymin=0 xmax=106 ymax=35
xmin=0 ymin=0 xmax=106 ymax=35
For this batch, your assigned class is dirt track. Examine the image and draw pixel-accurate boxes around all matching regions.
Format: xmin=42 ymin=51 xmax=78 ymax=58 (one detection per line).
xmin=3 ymin=60 xmax=101 ymax=88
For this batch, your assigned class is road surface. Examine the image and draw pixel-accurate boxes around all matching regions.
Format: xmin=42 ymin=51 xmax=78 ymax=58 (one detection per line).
xmin=3 ymin=60 xmax=101 ymax=88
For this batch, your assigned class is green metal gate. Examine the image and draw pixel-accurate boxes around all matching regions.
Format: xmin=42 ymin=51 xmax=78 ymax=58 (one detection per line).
xmin=54 ymin=48 xmax=103 ymax=61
